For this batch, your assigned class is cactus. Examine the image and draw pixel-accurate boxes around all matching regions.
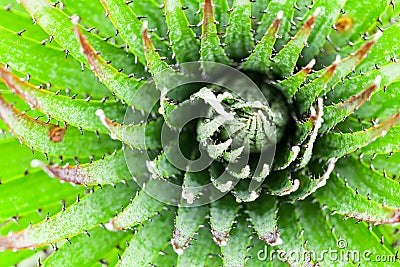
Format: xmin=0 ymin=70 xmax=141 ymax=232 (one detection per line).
xmin=0 ymin=0 xmax=399 ymax=266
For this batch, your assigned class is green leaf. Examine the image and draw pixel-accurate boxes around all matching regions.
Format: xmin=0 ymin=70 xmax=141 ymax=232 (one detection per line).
xmin=299 ymin=0 xmax=347 ymax=63
xmin=164 ymin=0 xmax=200 ymax=63
xmin=315 ymin=112 xmax=400 ymax=158
xmin=366 ymin=152 xmax=400 ymax=176
xmin=242 ymin=10 xmax=282 ymax=73
xmin=142 ymin=24 xmax=170 ymax=75
xmin=255 ymin=0 xmax=295 ymax=46
xmin=328 ymin=214 xmax=395 ymax=266
xmin=0 ymin=8 xmax=52 ymax=42
xmin=275 ymin=59 xmax=315 ymax=98
xmin=336 ymin=156 xmax=400 ymax=208
xmin=31 ymin=149 xmax=148 ymax=186
xmin=328 ymin=0 xmax=391 ymax=49
xmin=247 ymin=194 xmax=281 ymax=245
xmin=220 ymin=214 xmax=251 ymax=267
xmin=277 ymin=202 xmax=312 ymax=267
xmin=224 ymin=0 xmax=254 ymax=59
xmin=295 ymin=57 xmax=338 ymax=113
xmin=20 ymin=0 xmax=143 ymax=75
xmin=288 ymin=158 xmax=337 ymax=201
xmin=0 ymin=96 xmax=120 ymax=157
xmin=43 ymin=226 xmax=129 ymax=267
xmin=172 ymin=205 xmax=208 ymax=254
xmin=246 ymin=237 xmax=291 ymax=267
xmin=95 ymin=110 xmax=163 ymax=150
xmin=314 ymin=173 xmax=400 ymax=224
xmin=152 ymin=244 xmax=178 ymax=267
xmin=117 ymin=209 xmax=175 ymax=267
xmin=0 ymin=197 xmax=76 ymax=235
xmin=75 ymin=26 xmax=159 ymax=112
xmin=200 ymin=0 xmax=230 ymax=64
xmin=355 ymin=81 xmax=400 ymax=120
xmin=61 ymin=0 xmax=118 ymax=39
xmin=0 ymin=139 xmax=46 ymax=181
xmin=176 ymin=226 xmax=214 ymax=267
xmin=356 ymin=23 xmax=400 ymax=73
xmin=0 ymin=65 xmax=125 ymax=133
xmin=265 ymin=171 xmax=300 ymax=197
xmin=0 ymin=0 xmax=26 ymax=12
xmin=105 ymin=180 xmax=167 ymax=231
xmin=330 ymin=61 xmax=400 ymax=103
xmin=100 ymin=0 xmax=169 ymax=66
xmin=296 ymin=199 xmax=354 ymax=267
xmin=209 ymin=194 xmax=239 ymax=246
xmin=321 ymin=76 xmax=380 ymax=133
xmin=180 ymin=0 xmax=202 ymax=28
xmin=360 ymin=126 xmax=400 ymax=154
xmin=0 ymin=26 xmax=109 ymax=98
xmin=213 ymin=0 xmax=230 ymax=33
xmin=0 ymin=171 xmax=83 ymax=221
xmin=0 ymin=182 xmax=134 ymax=250
xmin=127 ymin=0 xmax=168 ymax=39
xmin=0 ymin=250 xmax=37 ymax=267
xmin=271 ymin=10 xmax=318 ymax=78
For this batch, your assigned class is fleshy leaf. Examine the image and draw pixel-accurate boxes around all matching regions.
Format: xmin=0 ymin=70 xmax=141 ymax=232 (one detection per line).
xmin=295 ymin=199 xmax=352 ymax=267
xmin=0 ymin=65 xmax=125 ymax=133
xmin=164 ymin=0 xmax=200 ymax=63
xmin=95 ymin=110 xmax=163 ymax=150
xmin=255 ymin=0 xmax=295 ymax=46
xmin=117 ymin=210 xmax=175 ymax=267
xmin=75 ymin=26 xmax=159 ymax=112
xmin=299 ymin=0 xmax=347 ymax=63
xmin=100 ymin=0 xmax=169 ymax=65
xmin=295 ymin=56 xmax=339 ymax=114
xmin=314 ymin=173 xmax=400 ymax=224
xmin=265 ymin=171 xmax=300 ymax=197
xmin=105 ymin=180 xmax=168 ymax=231
xmin=289 ymin=158 xmax=338 ymax=201
xmin=60 ymin=0 xmax=118 ymax=38
xmin=360 ymin=126 xmax=400 ymax=154
xmin=43 ymin=226 xmax=129 ymax=267
xmin=336 ymin=156 xmax=400 ymax=208
xmin=0 ymin=182 xmax=134 ymax=250
xmin=274 ymin=59 xmax=315 ymax=99
xmin=322 ymin=76 xmax=380 ymax=132
xmin=224 ymin=0 xmax=254 ymax=59
xmin=277 ymin=202 xmax=312 ymax=267
xmin=242 ymin=10 xmax=282 ymax=73
xmin=0 ymin=139 xmax=46 ymax=180
xmin=0 ymin=96 xmax=119 ymax=157
xmin=209 ymin=194 xmax=239 ymax=246
xmin=220 ymin=214 xmax=251 ymax=267
xmin=200 ymin=0 xmax=230 ymax=64
xmin=176 ymin=226 xmax=214 ymax=267
xmin=31 ymin=149 xmax=147 ymax=186
xmin=20 ymin=0 xmax=141 ymax=73
xmin=330 ymin=61 xmax=400 ymax=103
xmin=0 ymin=171 xmax=83 ymax=221
xmin=271 ymin=9 xmax=319 ymax=78
xmin=171 ymin=205 xmax=208 ymax=254
xmin=0 ymin=26 xmax=109 ymax=98
xmin=315 ymin=112 xmax=400 ymax=158
xmin=247 ymin=195 xmax=281 ymax=246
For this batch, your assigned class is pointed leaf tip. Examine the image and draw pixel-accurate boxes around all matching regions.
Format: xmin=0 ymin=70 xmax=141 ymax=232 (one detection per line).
xmin=277 ymin=10 xmax=284 ymax=20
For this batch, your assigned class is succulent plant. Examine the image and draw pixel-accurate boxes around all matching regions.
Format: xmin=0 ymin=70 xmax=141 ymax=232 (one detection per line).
xmin=0 ymin=0 xmax=399 ymax=266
